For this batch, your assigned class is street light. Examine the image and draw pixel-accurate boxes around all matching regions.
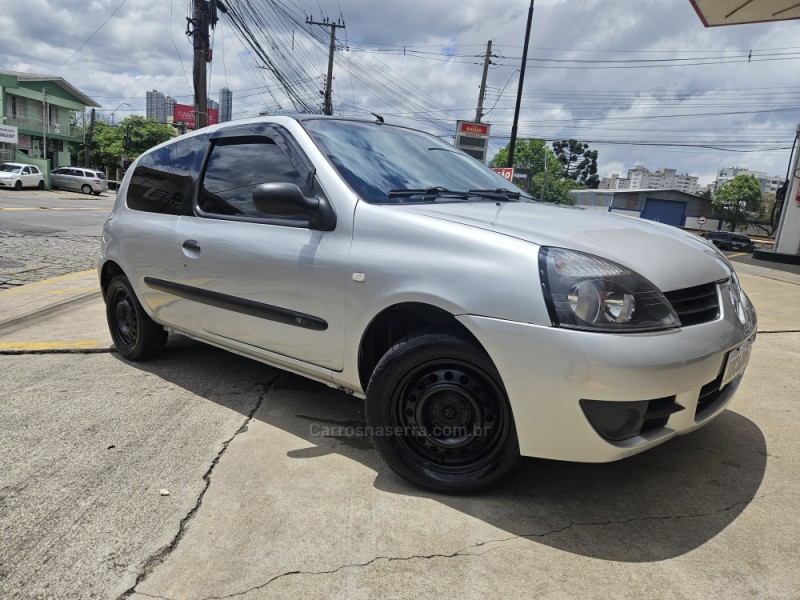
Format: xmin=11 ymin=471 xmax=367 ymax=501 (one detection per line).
xmin=109 ymin=102 xmax=130 ymax=126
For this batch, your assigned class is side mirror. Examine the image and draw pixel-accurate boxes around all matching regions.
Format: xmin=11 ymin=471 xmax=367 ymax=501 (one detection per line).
xmin=252 ymin=182 xmax=336 ymax=231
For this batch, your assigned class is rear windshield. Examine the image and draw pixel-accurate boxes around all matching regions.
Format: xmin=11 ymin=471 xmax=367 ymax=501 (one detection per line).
xmin=94 ymin=171 xmax=107 ymax=179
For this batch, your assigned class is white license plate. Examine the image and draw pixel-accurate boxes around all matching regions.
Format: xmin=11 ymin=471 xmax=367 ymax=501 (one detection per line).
xmin=721 ymin=335 xmax=755 ymax=387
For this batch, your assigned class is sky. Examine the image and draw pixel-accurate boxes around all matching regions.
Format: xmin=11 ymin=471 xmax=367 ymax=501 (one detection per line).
xmin=3 ymin=0 xmax=800 ymax=186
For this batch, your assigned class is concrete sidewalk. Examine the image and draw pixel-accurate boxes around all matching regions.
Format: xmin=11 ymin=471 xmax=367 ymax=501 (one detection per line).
xmin=0 ymin=269 xmax=109 ymax=351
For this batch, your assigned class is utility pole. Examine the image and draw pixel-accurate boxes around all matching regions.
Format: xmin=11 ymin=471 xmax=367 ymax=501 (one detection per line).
xmin=42 ymin=88 xmax=48 ymax=166
xmin=191 ymin=0 xmax=209 ymax=129
xmin=85 ymin=108 xmax=95 ymax=167
xmin=508 ymin=0 xmax=534 ymax=168
xmin=475 ymin=40 xmax=492 ymax=123
xmin=306 ymin=16 xmax=345 ymax=115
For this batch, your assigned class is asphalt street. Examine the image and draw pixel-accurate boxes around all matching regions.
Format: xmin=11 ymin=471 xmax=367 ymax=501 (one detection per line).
xmin=0 ymin=190 xmax=799 ymax=599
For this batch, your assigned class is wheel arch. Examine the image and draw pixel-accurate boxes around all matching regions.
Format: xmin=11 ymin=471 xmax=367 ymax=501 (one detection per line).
xmin=357 ymin=301 xmax=486 ymax=391
xmin=99 ymin=260 xmax=126 ymax=298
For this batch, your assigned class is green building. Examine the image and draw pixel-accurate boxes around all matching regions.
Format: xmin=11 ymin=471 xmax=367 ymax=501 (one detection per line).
xmin=0 ymin=70 xmax=100 ymax=184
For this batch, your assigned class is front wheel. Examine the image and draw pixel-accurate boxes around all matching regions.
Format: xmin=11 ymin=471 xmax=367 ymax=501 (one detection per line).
xmin=14 ymin=180 xmax=21 ymax=191
xmin=81 ymin=184 xmax=92 ymax=194
xmin=105 ymin=275 xmax=168 ymax=361
xmin=366 ymin=332 xmax=520 ymax=493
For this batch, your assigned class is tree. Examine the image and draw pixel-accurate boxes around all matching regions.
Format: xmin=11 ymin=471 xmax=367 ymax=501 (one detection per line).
xmin=712 ymin=174 xmax=763 ymax=232
xmin=750 ymin=190 xmax=780 ymax=237
xmin=489 ymin=139 xmax=577 ymax=204
xmin=72 ymin=115 xmax=176 ymax=171
xmin=551 ymin=139 xmax=599 ymax=188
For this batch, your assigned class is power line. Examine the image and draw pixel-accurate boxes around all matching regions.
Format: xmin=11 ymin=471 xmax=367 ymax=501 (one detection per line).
xmin=58 ymin=0 xmax=128 ymax=68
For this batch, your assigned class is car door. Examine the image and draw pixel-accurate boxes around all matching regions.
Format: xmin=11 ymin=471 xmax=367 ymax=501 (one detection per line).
xmin=170 ymin=124 xmax=349 ymax=371
xmin=51 ymin=168 xmax=66 ymax=188
xmin=22 ymin=166 xmax=35 ymax=187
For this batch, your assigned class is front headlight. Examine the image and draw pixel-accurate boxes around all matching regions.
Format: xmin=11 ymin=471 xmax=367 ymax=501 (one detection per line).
xmin=539 ymin=247 xmax=681 ymax=332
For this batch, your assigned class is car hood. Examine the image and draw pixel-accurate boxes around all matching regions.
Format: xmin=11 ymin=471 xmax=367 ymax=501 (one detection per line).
xmin=390 ymin=201 xmax=731 ymax=292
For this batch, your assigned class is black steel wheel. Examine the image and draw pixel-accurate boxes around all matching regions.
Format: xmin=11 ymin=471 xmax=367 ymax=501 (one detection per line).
xmin=37 ymin=179 xmax=44 ymax=190
xmin=105 ymin=275 xmax=167 ymax=361
xmin=366 ymin=332 xmax=520 ymax=493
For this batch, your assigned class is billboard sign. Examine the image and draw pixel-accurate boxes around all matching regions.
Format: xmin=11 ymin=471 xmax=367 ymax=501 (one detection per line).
xmin=492 ymin=167 xmax=514 ymax=182
xmin=0 ymin=124 xmax=19 ymax=145
xmin=173 ymin=104 xmax=219 ymax=130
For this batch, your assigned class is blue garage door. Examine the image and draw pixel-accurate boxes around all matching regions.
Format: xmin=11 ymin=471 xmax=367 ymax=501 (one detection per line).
xmin=641 ymin=198 xmax=686 ymax=227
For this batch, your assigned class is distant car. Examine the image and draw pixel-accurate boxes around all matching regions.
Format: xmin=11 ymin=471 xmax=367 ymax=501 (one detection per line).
xmin=99 ymin=116 xmax=757 ymax=493
xmin=706 ymin=231 xmax=756 ymax=253
xmin=0 ymin=162 xmax=44 ymax=190
xmin=50 ymin=167 xmax=109 ymax=195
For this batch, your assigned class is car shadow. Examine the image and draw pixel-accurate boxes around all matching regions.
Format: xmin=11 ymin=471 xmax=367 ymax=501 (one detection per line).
xmin=118 ymin=337 xmax=767 ymax=563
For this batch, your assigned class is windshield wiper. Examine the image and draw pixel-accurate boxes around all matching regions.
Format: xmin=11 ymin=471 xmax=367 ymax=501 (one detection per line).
xmin=468 ymin=188 xmax=522 ymax=201
xmin=387 ymin=187 xmax=470 ymax=199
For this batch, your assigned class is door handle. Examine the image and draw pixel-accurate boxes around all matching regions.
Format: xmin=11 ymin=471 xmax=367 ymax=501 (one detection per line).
xmin=182 ymin=240 xmax=201 ymax=251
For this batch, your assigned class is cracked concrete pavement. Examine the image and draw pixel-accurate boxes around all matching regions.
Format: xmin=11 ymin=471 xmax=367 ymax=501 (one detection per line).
xmin=1 ymin=249 xmax=799 ymax=597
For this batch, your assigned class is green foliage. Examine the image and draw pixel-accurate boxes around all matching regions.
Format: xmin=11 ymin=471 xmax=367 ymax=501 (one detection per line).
xmin=551 ymin=139 xmax=599 ymax=188
xmin=489 ymin=139 xmax=576 ymax=204
xmin=712 ymin=174 xmax=763 ymax=232
xmin=72 ymin=115 xmax=176 ymax=171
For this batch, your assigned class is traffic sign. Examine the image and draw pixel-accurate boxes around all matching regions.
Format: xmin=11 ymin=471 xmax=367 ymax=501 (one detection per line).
xmin=697 ymin=216 xmax=707 ymax=225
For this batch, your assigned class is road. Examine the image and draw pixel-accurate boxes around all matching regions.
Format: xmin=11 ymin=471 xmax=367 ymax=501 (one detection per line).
xmin=0 ymin=191 xmax=113 ymax=289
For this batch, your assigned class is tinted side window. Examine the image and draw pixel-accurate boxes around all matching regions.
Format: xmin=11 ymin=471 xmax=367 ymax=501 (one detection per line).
xmin=198 ymin=137 xmax=310 ymax=217
xmin=127 ymin=134 xmax=208 ymax=215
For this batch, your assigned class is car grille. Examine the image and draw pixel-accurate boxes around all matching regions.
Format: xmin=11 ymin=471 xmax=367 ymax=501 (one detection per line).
xmin=664 ymin=282 xmax=720 ymax=327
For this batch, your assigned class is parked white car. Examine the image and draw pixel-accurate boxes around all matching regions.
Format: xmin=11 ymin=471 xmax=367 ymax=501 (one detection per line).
xmin=99 ymin=116 xmax=757 ymax=493
xmin=0 ymin=162 xmax=44 ymax=190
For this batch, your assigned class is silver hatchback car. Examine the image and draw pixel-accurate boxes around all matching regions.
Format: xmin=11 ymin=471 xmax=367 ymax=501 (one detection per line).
xmin=99 ymin=116 xmax=756 ymax=492
xmin=51 ymin=167 xmax=109 ymax=195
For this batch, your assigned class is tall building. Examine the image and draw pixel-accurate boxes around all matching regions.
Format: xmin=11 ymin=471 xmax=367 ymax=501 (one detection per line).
xmin=208 ymin=99 xmax=219 ymax=112
xmin=219 ymin=87 xmax=233 ymax=122
xmin=165 ymin=96 xmax=176 ymax=122
xmin=713 ymin=167 xmax=783 ymax=194
xmin=600 ymin=165 xmax=700 ymax=195
xmin=146 ymin=89 xmax=169 ymax=123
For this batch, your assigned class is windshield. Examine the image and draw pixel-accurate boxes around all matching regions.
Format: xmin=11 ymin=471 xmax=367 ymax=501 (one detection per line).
xmin=302 ymin=119 xmax=533 ymax=204
xmin=0 ymin=164 xmax=22 ymax=173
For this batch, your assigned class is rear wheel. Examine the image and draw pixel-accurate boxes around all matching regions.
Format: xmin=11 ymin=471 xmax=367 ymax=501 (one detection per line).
xmin=37 ymin=179 xmax=44 ymax=190
xmin=81 ymin=184 xmax=92 ymax=194
xmin=105 ymin=275 xmax=168 ymax=361
xmin=366 ymin=332 xmax=520 ymax=493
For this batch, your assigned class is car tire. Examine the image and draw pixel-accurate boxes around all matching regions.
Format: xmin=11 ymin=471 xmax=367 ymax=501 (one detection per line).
xmin=366 ymin=332 xmax=520 ymax=493
xmin=81 ymin=184 xmax=92 ymax=195
xmin=14 ymin=180 xmax=21 ymax=191
xmin=105 ymin=275 xmax=168 ymax=361
xmin=37 ymin=179 xmax=44 ymax=190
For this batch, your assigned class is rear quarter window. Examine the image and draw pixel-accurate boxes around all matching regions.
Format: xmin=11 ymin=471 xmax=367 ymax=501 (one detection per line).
xmin=127 ymin=134 xmax=209 ymax=215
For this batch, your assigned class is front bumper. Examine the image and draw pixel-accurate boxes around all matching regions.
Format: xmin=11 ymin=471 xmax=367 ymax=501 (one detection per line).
xmin=457 ymin=280 xmax=756 ymax=462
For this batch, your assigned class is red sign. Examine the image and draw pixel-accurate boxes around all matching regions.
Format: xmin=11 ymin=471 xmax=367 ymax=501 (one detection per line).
xmin=492 ymin=168 xmax=514 ymax=182
xmin=459 ymin=122 xmax=488 ymax=136
xmin=174 ymin=104 xmax=218 ymax=129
